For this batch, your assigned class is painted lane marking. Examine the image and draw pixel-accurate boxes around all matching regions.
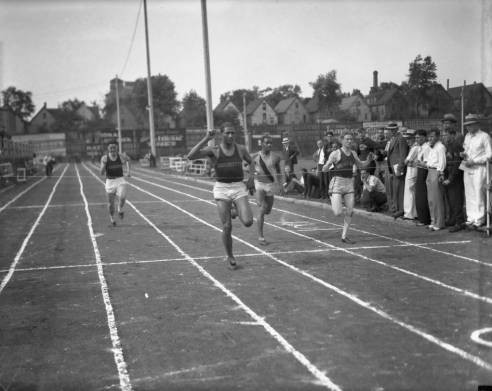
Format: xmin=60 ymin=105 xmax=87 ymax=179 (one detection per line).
xmin=0 ymin=176 xmax=46 ymax=214
xmin=83 ymin=164 xmax=341 ymax=391
xmin=126 ymin=173 xmax=492 ymax=306
xmin=75 ymin=165 xmax=132 ymax=391
xmin=471 ymin=328 xmax=492 ymax=348
xmin=0 ymin=164 xmax=69 ymax=295
xmin=100 ymin=169 xmax=492 ymax=371
xmin=130 ymin=167 xmax=491 ymax=269
xmin=0 ymin=240 xmax=472 ymax=274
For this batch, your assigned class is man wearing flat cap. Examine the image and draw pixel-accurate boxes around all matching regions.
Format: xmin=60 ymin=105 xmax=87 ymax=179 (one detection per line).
xmin=459 ymin=114 xmax=492 ymax=229
xmin=386 ymin=122 xmax=409 ymax=218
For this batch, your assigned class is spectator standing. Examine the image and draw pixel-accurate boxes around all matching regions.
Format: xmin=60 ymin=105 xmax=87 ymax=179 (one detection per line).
xmin=414 ymin=129 xmax=432 ymax=226
xmin=313 ymin=139 xmax=328 ymax=198
xmin=403 ymin=129 xmax=418 ymax=220
xmin=440 ymin=114 xmax=465 ymax=232
xmin=360 ymin=168 xmax=387 ymax=212
xmin=281 ymin=137 xmax=299 ymax=173
xmin=423 ymin=129 xmax=447 ymax=230
xmin=460 ymin=114 xmax=492 ymax=229
xmin=386 ymin=122 xmax=409 ymax=219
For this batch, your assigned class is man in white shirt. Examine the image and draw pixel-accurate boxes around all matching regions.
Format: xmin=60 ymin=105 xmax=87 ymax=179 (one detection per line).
xmin=460 ymin=114 xmax=492 ymax=228
xmin=422 ymin=129 xmax=447 ymax=230
xmin=415 ymin=129 xmax=432 ymax=226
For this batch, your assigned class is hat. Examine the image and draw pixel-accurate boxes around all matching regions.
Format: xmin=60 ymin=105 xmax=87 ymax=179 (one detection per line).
xmin=385 ymin=122 xmax=398 ymax=130
xmin=404 ymin=129 xmax=416 ymax=138
xmin=282 ymin=137 xmax=290 ymax=143
xmin=463 ymin=114 xmax=480 ymax=126
xmin=441 ymin=113 xmax=457 ymax=123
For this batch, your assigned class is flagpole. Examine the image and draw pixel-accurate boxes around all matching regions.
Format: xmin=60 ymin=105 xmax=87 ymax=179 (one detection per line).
xmin=200 ymin=0 xmax=215 ymax=147
xmin=115 ymin=75 xmax=122 ymax=154
xmin=143 ymin=0 xmax=156 ymax=156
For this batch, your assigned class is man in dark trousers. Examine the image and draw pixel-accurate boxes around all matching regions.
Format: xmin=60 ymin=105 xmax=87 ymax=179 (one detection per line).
xmin=386 ymin=122 xmax=409 ymax=219
xmin=440 ymin=114 xmax=465 ymax=232
xmin=281 ymin=136 xmax=299 ymax=173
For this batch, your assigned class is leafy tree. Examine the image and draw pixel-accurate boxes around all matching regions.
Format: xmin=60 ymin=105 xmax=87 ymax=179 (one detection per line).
xmin=1 ymin=86 xmax=35 ymax=120
xmin=182 ymin=90 xmax=206 ymax=127
xmin=408 ymin=55 xmax=437 ymax=89
xmin=309 ymin=70 xmax=342 ymax=110
xmin=263 ymin=84 xmax=302 ymax=107
xmin=132 ymin=74 xmax=179 ymax=129
xmin=214 ymin=108 xmax=240 ymax=128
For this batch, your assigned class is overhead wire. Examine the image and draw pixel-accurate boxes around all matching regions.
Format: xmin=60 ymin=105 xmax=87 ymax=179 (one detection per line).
xmin=119 ymin=0 xmax=143 ymax=78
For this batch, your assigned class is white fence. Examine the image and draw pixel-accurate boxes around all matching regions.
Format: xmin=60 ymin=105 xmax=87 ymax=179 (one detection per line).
xmin=158 ymin=156 xmax=209 ymax=176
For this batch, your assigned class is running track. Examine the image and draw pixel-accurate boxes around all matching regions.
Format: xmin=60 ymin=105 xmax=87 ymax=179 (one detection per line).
xmin=1 ymin=163 xmax=492 ymax=390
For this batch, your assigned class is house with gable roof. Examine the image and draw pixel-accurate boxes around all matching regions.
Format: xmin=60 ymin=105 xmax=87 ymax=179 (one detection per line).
xmin=29 ymin=103 xmax=64 ymax=133
xmin=339 ymin=94 xmax=371 ymax=122
xmin=246 ymin=98 xmax=277 ymax=126
xmin=365 ymin=87 xmax=408 ymax=121
xmin=447 ymin=82 xmax=492 ymax=116
xmin=274 ymin=97 xmax=309 ymax=125
xmin=213 ymin=99 xmax=243 ymax=127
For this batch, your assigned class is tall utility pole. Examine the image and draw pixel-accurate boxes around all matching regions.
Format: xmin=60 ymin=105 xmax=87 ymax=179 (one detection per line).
xmin=115 ymin=75 xmax=122 ymax=154
xmin=243 ymin=93 xmax=250 ymax=152
xmin=461 ymin=80 xmax=466 ymax=135
xmin=143 ymin=0 xmax=156 ymax=156
xmin=200 ymin=0 xmax=215 ymax=147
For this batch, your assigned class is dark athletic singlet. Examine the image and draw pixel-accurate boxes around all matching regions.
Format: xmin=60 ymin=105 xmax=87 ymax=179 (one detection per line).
xmin=333 ymin=149 xmax=356 ymax=178
xmin=105 ymin=154 xmax=124 ymax=179
xmin=214 ymin=145 xmax=244 ymax=183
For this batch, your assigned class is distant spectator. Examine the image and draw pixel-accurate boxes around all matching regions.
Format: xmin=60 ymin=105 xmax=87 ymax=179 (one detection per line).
xmin=43 ymin=154 xmax=55 ymax=177
xmin=403 ymin=129 xmax=418 ymax=220
xmin=386 ymin=122 xmax=409 ymax=219
xmin=460 ymin=114 xmax=492 ymax=229
xmin=283 ymin=166 xmax=304 ymax=195
xmin=281 ymin=137 xmax=299 ymax=173
xmin=441 ymin=114 xmax=465 ymax=232
xmin=414 ymin=129 xmax=432 ymax=226
xmin=301 ymin=167 xmax=320 ymax=198
xmin=313 ymin=139 xmax=328 ymax=198
xmin=360 ymin=168 xmax=387 ymax=212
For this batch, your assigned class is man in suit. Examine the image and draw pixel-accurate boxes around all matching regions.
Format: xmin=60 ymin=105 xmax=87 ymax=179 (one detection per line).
xmin=313 ymin=139 xmax=328 ymax=198
xmin=281 ymin=137 xmax=299 ymax=173
xmin=386 ymin=122 xmax=409 ymax=219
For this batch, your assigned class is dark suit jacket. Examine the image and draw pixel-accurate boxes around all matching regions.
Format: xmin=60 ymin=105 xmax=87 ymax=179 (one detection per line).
xmin=282 ymin=144 xmax=299 ymax=166
xmin=387 ymin=134 xmax=409 ymax=175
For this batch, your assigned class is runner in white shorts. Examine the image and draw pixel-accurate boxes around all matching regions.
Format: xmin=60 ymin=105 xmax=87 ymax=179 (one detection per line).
xmin=250 ymin=134 xmax=283 ymax=245
xmin=323 ymin=132 xmax=373 ymax=244
xmin=100 ymin=141 xmax=131 ymax=226
xmin=187 ymin=123 xmax=254 ymax=269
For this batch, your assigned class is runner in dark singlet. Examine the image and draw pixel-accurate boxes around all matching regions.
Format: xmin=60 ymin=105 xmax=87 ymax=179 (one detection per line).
xmin=187 ymin=123 xmax=254 ymax=269
xmin=100 ymin=141 xmax=131 ymax=226
xmin=323 ymin=132 xmax=373 ymax=244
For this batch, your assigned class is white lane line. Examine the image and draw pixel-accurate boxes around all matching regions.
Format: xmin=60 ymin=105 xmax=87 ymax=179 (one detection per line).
xmin=102 ymin=170 xmax=492 ymax=371
xmin=0 ymin=164 xmax=69 ymax=295
xmin=75 ymin=165 xmax=132 ymax=391
xmin=131 ymin=168 xmax=490 ymax=268
xmin=128 ymin=173 xmax=492 ymax=306
xmin=0 ymin=176 xmax=46 ymax=214
xmin=471 ymin=328 xmax=492 ymax=348
xmin=84 ymin=165 xmax=342 ymax=390
xmin=0 ymin=240 xmax=472 ymax=274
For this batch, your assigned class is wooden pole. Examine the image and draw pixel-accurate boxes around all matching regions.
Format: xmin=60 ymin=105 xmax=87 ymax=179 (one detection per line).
xmin=200 ymin=0 xmax=215 ymax=147
xmin=143 ymin=0 xmax=156 ymax=156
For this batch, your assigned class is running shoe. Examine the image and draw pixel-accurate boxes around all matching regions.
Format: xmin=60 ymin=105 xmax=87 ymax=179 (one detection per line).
xmin=341 ymin=237 xmax=356 ymax=244
xmin=258 ymin=237 xmax=268 ymax=245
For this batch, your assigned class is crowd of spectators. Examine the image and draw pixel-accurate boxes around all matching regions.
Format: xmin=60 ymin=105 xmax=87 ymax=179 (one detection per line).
xmin=288 ymin=113 xmax=492 ymax=233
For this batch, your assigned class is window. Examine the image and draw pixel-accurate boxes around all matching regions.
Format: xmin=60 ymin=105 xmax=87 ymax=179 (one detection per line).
xmin=262 ymin=113 xmax=267 ymax=122
xmin=262 ymin=103 xmax=266 ymax=111
xmin=295 ymin=102 xmax=299 ymax=109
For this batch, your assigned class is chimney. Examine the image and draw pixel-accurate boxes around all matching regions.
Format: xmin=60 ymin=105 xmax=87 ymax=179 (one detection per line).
xmin=446 ymin=79 xmax=449 ymax=90
xmin=373 ymin=70 xmax=378 ymax=89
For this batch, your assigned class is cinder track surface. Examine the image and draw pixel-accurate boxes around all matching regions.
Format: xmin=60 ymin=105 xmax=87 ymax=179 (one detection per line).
xmin=1 ymin=163 xmax=492 ymax=391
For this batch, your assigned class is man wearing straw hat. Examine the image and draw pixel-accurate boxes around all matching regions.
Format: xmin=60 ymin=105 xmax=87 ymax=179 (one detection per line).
xmin=459 ymin=114 xmax=492 ymax=229
xmin=281 ymin=136 xmax=299 ymax=173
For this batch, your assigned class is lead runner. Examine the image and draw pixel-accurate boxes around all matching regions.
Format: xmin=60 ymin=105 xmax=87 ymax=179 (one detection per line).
xmin=187 ymin=122 xmax=254 ymax=269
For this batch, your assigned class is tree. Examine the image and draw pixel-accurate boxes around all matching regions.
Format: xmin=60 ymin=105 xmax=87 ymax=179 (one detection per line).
xmin=309 ymin=71 xmax=342 ymax=110
xmin=2 ymin=86 xmax=35 ymax=120
xmin=181 ymin=90 xmax=206 ymax=127
xmin=263 ymin=84 xmax=302 ymax=107
xmin=408 ymin=55 xmax=437 ymax=89
xmin=132 ymin=74 xmax=180 ymax=129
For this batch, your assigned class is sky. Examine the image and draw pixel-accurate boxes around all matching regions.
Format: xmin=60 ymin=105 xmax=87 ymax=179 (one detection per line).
xmin=0 ymin=0 xmax=488 ymax=117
